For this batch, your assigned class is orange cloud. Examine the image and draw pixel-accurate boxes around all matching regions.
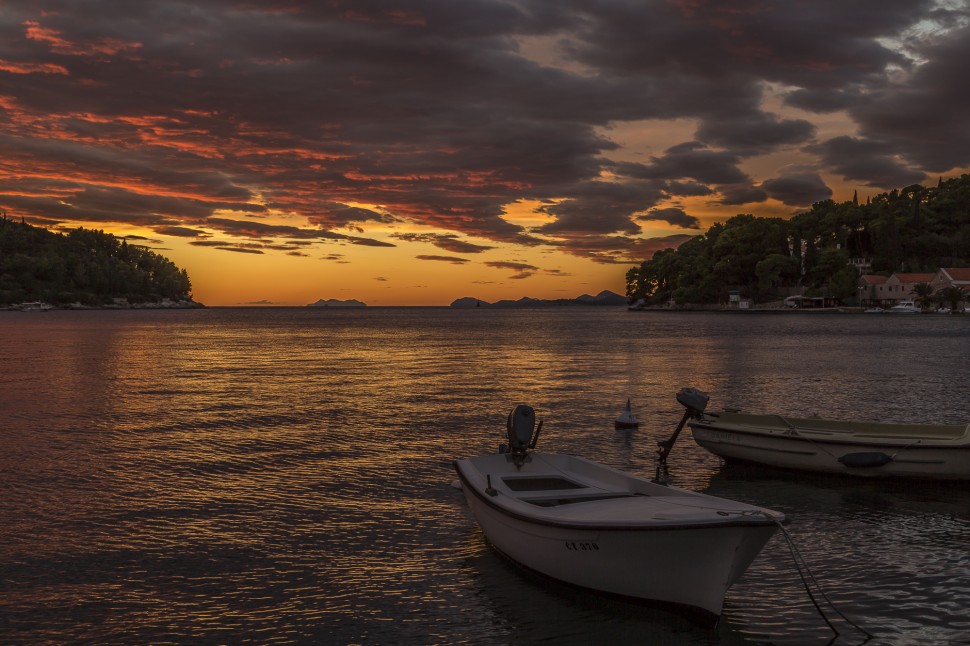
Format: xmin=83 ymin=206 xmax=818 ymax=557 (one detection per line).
xmin=24 ymin=20 xmax=141 ymax=57
xmin=0 ymin=59 xmax=68 ymax=75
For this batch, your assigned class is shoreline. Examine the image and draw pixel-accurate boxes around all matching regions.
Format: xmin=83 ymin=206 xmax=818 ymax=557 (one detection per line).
xmin=628 ymin=306 xmax=966 ymax=315
xmin=1 ymin=299 xmax=205 ymax=312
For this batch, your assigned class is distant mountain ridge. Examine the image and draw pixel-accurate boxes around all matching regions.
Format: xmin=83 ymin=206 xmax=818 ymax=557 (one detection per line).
xmin=307 ymin=298 xmax=367 ymax=307
xmin=451 ymin=290 xmax=626 ymax=308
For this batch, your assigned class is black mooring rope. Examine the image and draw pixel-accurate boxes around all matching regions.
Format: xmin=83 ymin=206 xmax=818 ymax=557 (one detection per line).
xmin=767 ymin=514 xmax=873 ymax=641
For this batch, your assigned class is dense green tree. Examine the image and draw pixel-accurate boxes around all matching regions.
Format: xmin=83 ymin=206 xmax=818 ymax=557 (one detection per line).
xmin=936 ymin=286 xmax=967 ymax=312
xmin=912 ymin=282 xmax=935 ymax=311
xmin=756 ymin=254 xmax=801 ymax=292
xmin=626 ymin=173 xmax=970 ymax=306
xmin=828 ymin=266 xmax=860 ymax=301
xmin=0 ymin=218 xmax=193 ymax=305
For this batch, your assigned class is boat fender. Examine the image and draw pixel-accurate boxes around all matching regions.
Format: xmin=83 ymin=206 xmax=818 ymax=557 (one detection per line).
xmin=838 ymin=452 xmax=893 ymax=468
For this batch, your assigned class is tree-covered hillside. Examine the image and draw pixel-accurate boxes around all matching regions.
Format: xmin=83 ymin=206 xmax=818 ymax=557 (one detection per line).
xmin=627 ymin=174 xmax=970 ymax=306
xmin=0 ymin=217 xmax=193 ymax=306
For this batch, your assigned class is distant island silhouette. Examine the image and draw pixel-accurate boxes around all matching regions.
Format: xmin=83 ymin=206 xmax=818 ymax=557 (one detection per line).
xmin=451 ymin=290 xmax=626 ymax=308
xmin=307 ymin=298 xmax=367 ymax=307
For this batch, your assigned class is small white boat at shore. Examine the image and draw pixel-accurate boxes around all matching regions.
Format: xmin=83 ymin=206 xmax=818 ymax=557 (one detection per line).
xmin=454 ymin=400 xmax=785 ymax=624
xmin=614 ymin=399 xmax=639 ymax=429
xmin=19 ymin=301 xmax=53 ymax=311
xmin=689 ymin=405 xmax=970 ymax=479
xmin=887 ymin=300 xmax=920 ymax=313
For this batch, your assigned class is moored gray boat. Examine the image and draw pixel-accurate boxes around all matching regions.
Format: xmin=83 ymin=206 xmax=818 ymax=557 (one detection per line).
xmin=689 ymin=406 xmax=970 ymax=479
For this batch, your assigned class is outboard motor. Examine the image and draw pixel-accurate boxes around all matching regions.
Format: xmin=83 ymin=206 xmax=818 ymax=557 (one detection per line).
xmin=504 ymin=404 xmax=542 ymax=466
xmin=654 ymin=388 xmax=710 ymax=485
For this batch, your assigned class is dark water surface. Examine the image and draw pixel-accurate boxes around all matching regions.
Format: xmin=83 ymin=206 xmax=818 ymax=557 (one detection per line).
xmin=2 ymin=307 xmax=970 ymax=644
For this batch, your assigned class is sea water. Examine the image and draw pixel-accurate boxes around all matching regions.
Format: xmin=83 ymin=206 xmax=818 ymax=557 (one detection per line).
xmin=2 ymin=307 xmax=969 ymax=644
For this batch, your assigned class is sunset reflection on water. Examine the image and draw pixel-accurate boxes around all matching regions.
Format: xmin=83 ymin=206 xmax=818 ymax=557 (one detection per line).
xmin=2 ymin=307 xmax=970 ymax=644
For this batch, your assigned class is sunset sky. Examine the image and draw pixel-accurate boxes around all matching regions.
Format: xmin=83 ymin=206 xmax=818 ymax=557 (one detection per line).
xmin=2 ymin=1 xmax=969 ymax=306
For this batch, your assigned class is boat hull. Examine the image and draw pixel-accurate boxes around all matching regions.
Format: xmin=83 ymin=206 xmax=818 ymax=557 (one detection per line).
xmin=690 ymin=413 xmax=970 ymax=479
xmin=454 ymin=453 xmax=781 ymax=621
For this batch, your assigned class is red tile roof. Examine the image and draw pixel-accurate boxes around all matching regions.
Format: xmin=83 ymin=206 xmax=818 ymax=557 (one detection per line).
xmin=860 ymin=274 xmax=888 ymax=284
xmin=892 ymin=273 xmax=935 ymax=283
xmin=941 ymin=268 xmax=970 ymax=282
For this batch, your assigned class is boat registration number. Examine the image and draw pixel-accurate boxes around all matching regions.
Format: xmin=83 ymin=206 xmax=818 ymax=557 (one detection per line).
xmin=706 ymin=430 xmax=739 ymax=443
xmin=564 ymin=541 xmax=599 ymax=551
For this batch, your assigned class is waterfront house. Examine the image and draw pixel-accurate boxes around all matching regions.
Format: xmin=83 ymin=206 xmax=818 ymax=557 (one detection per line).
xmin=857 ymin=274 xmax=887 ymax=307
xmin=930 ymin=267 xmax=970 ymax=292
xmin=931 ymin=268 xmax=970 ymax=311
xmin=859 ymin=269 xmax=969 ymax=310
xmin=874 ymin=272 xmax=936 ymax=307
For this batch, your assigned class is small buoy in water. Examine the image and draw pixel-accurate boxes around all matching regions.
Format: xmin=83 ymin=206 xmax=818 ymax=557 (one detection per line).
xmin=615 ymin=399 xmax=639 ymax=429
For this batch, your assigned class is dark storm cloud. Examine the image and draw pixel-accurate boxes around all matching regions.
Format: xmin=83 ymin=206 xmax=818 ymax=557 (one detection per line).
xmin=784 ymin=88 xmax=860 ymax=114
xmin=761 ymin=171 xmax=833 ymax=207
xmin=847 ymin=23 xmax=970 ymax=174
xmin=808 ymin=137 xmax=926 ymax=188
xmin=718 ymin=184 xmax=769 ymax=206
xmin=391 ymin=232 xmax=494 ymax=253
xmin=306 ymin=202 xmax=398 ymax=228
xmin=204 ymin=217 xmax=347 ymax=240
xmin=553 ymin=232 xmax=697 ymax=264
xmin=663 ymin=181 xmax=714 ymax=198
xmin=536 ymin=180 xmax=664 ymax=236
xmin=617 ymin=143 xmax=750 ymax=186
xmin=190 ymin=240 xmax=265 ymax=254
xmin=0 ymin=0 xmax=965 ymax=262
xmin=416 ymin=255 xmax=470 ymax=264
xmin=347 ymin=237 xmax=396 ymax=247
xmin=202 ymin=217 xmax=389 ymax=247
xmin=486 ymin=261 xmax=539 ymax=271
xmin=153 ymin=225 xmax=208 ymax=238
xmin=694 ymin=112 xmax=815 ymax=155
xmin=636 ymin=208 xmax=701 ymax=230
xmin=485 ymin=261 xmax=539 ymax=278
xmin=219 ymin=247 xmax=264 ymax=255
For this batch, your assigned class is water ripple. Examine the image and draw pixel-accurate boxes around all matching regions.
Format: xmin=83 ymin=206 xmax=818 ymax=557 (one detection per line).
xmin=2 ymin=308 xmax=970 ymax=644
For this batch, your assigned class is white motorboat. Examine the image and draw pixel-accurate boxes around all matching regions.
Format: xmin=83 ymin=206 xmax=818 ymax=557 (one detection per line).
xmin=454 ymin=393 xmax=785 ymax=624
xmin=689 ymin=406 xmax=970 ymax=479
xmin=614 ymin=399 xmax=639 ymax=429
xmin=888 ymin=300 xmax=920 ymax=313
xmin=19 ymin=301 xmax=53 ymax=311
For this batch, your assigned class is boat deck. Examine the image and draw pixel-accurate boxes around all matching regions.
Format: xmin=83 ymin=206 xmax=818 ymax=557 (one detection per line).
xmin=457 ymin=452 xmax=781 ymax=528
xmin=703 ymin=412 xmax=969 ymax=441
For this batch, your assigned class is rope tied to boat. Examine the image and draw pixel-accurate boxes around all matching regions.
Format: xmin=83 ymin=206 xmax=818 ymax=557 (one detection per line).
xmin=762 ymin=512 xmax=873 ymax=642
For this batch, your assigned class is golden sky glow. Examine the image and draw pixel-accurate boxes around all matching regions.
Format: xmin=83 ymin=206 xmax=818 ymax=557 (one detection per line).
xmin=2 ymin=2 xmax=969 ymax=305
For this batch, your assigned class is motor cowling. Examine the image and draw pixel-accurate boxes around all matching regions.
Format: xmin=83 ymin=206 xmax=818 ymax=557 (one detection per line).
xmin=507 ymin=405 xmax=536 ymax=453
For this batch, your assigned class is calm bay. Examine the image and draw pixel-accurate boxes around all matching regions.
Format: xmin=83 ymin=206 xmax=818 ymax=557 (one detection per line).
xmin=2 ymin=307 xmax=969 ymax=644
